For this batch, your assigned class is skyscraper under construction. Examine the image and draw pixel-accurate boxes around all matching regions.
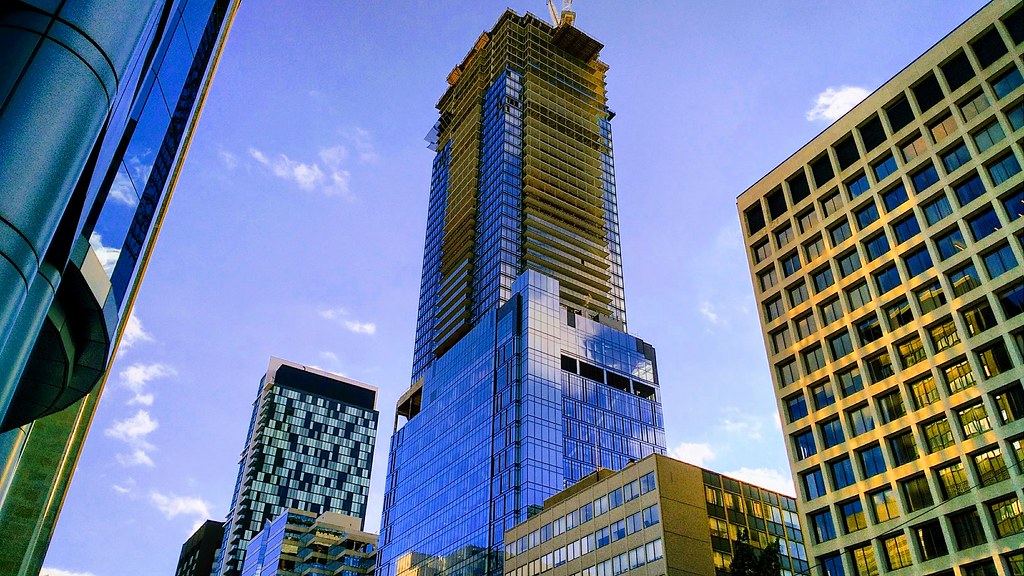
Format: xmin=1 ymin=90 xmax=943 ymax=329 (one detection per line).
xmin=379 ymin=10 xmax=666 ymax=576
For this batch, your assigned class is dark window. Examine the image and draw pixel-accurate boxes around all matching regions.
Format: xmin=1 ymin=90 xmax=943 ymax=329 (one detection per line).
xmin=889 ymin=431 xmax=918 ymax=466
xmin=802 ymin=468 xmax=827 ymax=500
xmin=968 ymin=208 xmax=1002 ymax=240
xmin=942 ymin=141 xmax=972 ymax=174
xmin=962 ymin=300 xmax=996 ymax=336
xmin=909 ymin=376 xmax=940 ymax=410
xmin=847 ymin=281 xmax=871 ymax=310
xmin=903 ymin=246 xmax=933 ymax=277
xmin=877 ymin=389 xmax=906 ymax=424
xmin=886 ymin=96 xmax=914 ymax=133
xmin=803 ymin=345 xmax=826 ymax=373
xmin=913 ymin=73 xmax=944 ymax=112
xmin=891 ymin=214 xmax=920 ymax=243
xmin=811 ymin=154 xmax=835 ymax=188
xmin=873 ymin=154 xmax=898 ymax=181
xmin=917 ymin=281 xmax=947 ymax=314
xmin=770 ymin=326 xmax=791 ymax=354
xmin=820 ymin=297 xmax=843 ymax=325
xmin=859 ymin=116 xmax=886 ymax=152
xmin=812 ymin=381 xmax=836 ymax=409
xmin=838 ymin=250 xmax=862 ymax=277
xmin=913 ymin=521 xmax=948 ymax=561
xmin=874 ymin=265 xmax=901 ymax=294
xmin=999 ymin=282 xmax=1024 ymax=317
xmin=835 ymin=135 xmax=860 ymax=169
xmin=1008 ymin=101 xmax=1024 ymax=131
xmin=848 ymin=404 xmax=876 ymax=436
xmin=793 ymin=429 xmax=817 ymax=460
xmin=911 ymin=163 xmax=940 ymax=192
xmin=974 ymin=121 xmax=1006 ymax=152
xmin=977 ymin=340 xmax=1013 ymax=378
xmin=865 ymin=351 xmax=894 ymax=382
xmin=859 ymin=444 xmax=887 ymax=479
xmin=745 ymin=204 xmax=766 ymax=234
xmin=1005 ymin=8 xmax=1024 ymax=45
xmin=971 ymin=28 xmax=1009 ymax=68
xmin=855 ymin=201 xmax=879 ymax=229
xmin=810 ymin=509 xmax=836 ymax=543
xmin=856 ymin=315 xmax=883 ymax=345
xmin=781 ymin=252 xmax=802 ymax=277
xmin=941 ymin=51 xmax=975 ymax=92
xmin=994 ymin=385 xmax=1024 ymax=424
xmin=989 ymin=152 xmax=1022 ymax=185
xmin=829 ymin=330 xmax=854 ymax=359
xmin=766 ymin=187 xmax=788 ymax=219
xmin=830 ymin=218 xmax=852 ymax=246
xmin=788 ymin=171 xmax=811 ymax=205
xmin=923 ymin=194 xmax=953 ymax=225
xmin=935 ymin=226 xmax=967 ymax=260
xmin=923 ymin=417 xmax=954 ymax=452
xmin=954 ymin=174 xmax=986 ymax=206
xmin=901 ymin=476 xmax=934 ymax=513
xmin=885 ymin=297 xmax=914 ymax=330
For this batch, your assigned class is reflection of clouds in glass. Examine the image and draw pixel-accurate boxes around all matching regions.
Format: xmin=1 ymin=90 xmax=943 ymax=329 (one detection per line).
xmin=89 ymin=232 xmax=120 ymax=277
xmin=108 ymin=155 xmax=152 ymax=206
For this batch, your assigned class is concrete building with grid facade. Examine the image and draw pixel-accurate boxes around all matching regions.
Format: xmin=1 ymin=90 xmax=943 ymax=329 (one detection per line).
xmin=738 ymin=2 xmax=1024 ymax=575
xmin=503 ymin=454 xmax=807 ymax=576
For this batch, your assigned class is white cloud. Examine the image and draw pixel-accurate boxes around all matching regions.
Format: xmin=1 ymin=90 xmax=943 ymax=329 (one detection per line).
xmin=119 ymin=362 xmax=175 ymax=406
xmin=88 ymin=233 xmax=120 ymax=277
xmin=723 ymin=467 xmax=795 ymax=497
xmin=105 ymin=409 xmax=158 ymax=467
xmin=668 ymin=442 xmax=716 ymax=466
xmin=698 ymin=301 xmax=720 ymax=325
xmin=346 ymin=127 xmax=379 ymax=163
xmin=806 ymin=86 xmax=869 ymax=122
xmin=320 ymin=307 xmax=376 ymax=336
xmin=120 ymin=312 xmax=153 ymax=351
xmin=150 ymin=491 xmax=214 ymax=533
xmin=112 ymin=478 xmax=136 ymax=495
xmin=344 ymin=320 xmax=376 ymax=335
xmin=249 ymin=145 xmax=354 ymax=199
xmin=320 ymin=351 xmax=339 ymax=363
xmin=218 ymin=148 xmax=238 ymax=169
xmin=40 ymin=568 xmax=97 ymax=576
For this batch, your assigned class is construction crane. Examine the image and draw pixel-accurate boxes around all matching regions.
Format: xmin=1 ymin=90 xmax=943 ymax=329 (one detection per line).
xmin=547 ymin=0 xmax=575 ymax=27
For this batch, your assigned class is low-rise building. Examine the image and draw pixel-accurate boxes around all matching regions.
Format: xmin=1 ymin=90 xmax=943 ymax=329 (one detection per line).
xmin=503 ymin=454 xmax=807 ymax=576
xmin=241 ymin=509 xmax=376 ymax=576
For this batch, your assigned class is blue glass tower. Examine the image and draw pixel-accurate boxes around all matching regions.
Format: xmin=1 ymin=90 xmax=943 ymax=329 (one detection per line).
xmin=379 ymin=11 xmax=665 ymax=576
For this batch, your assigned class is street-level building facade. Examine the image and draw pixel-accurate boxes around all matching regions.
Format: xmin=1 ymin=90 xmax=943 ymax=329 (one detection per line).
xmin=216 ymin=358 xmax=379 ymax=576
xmin=241 ymin=509 xmax=377 ymax=576
xmin=504 ymin=454 xmax=807 ymax=576
xmin=378 ymin=11 xmax=665 ymax=576
xmin=738 ymin=2 xmax=1024 ymax=575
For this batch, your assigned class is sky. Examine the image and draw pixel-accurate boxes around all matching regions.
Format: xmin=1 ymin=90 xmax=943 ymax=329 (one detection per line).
xmin=42 ymin=1 xmax=989 ymax=575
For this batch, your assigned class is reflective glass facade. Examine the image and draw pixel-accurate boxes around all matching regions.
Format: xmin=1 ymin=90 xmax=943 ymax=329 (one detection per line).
xmin=241 ymin=509 xmax=377 ymax=576
xmin=0 ymin=1 xmax=238 ymax=573
xmin=216 ymin=359 xmax=379 ymax=576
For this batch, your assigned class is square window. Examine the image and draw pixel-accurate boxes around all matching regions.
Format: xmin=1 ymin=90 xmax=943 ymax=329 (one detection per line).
xmin=802 ymin=468 xmax=827 ymax=500
xmin=777 ymin=359 xmax=798 ymax=386
xmin=849 ymin=542 xmax=878 ymax=576
xmin=830 ymin=457 xmax=856 ymax=490
xmin=923 ymin=194 xmax=953 ymax=225
xmin=781 ymin=252 xmax=802 ymax=277
xmin=930 ymin=113 xmax=958 ymax=142
xmin=759 ymin=267 xmax=778 ymax=291
xmin=855 ymin=202 xmax=880 ymax=229
xmin=820 ymin=418 xmax=845 ymax=449
xmin=973 ymin=447 xmax=1009 ymax=486
xmin=795 ymin=313 xmax=817 ymax=339
xmin=992 ymin=67 xmax=1024 ymax=99
xmin=788 ymin=281 xmax=809 ymax=307
xmin=803 ymin=345 xmax=826 ymax=373
xmin=838 ymin=250 xmax=862 ymax=278
xmin=846 ymin=281 xmax=871 ymax=310
xmin=858 ymin=443 xmax=887 ymax=478
xmin=972 ymin=27 xmax=1009 ymax=69
xmin=934 ymin=226 xmax=967 ymax=260
xmin=874 ymin=155 xmax=898 ymax=181
xmin=984 ymin=243 xmax=1018 ymax=278
xmin=994 ymin=385 xmax=1024 ymax=424
xmin=909 ymin=376 xmax=940 ymax=410
xmin=821 ymin=190 xmax=843 ymax=216
xmin=999 ymin=282 xmax=1024 ymax=318
xmin=1002 ymin=186 xmax=1024 ymax=221
xmin=753 ymin=240 xmax=771 ymax=263
xmin=874 ymin=265 xmax=902 ymax=295
xmin=877 ymin=389 xmax=906 ymax=424
xmin=891 ymin=214 xmax=921 ymax=243
xmin=949 ymin=507 xmax=987 ymax=549
xmin=958 ymin=403 xmax=992 ymax=438
xmin=1006 ymin=100 xmax=1024 ymax=131
xmin=776 ymin=224 xmax=795 ymax=248
xmin=901 ymin=475 xmax=934 ymax=513
xmin=902 ymin=133 xmax=928 ymax=162
xmin=839 ymin=498 xmax=867 ymax=533
xmin=764 ymin=297 xmax=784 ymax=322
xmin=896 ymin=335 xmax=926 ymax=369
xmin=962 ymin=300 xmax=997 ymax=336
xmin=913 ymin=520 xmax=947 ymax=561
xmin=770 ymin=326 xmax=792 ymax=354
xmin=942 ymin=141 xmax=972 ymax=173
xmin=955 ymin=173 xmax=987 ymax=206
xmin=784 ymin=393 xmax=807 ymax=423
xmin=838 ymin=367 xmax=864 ymax=397
xmin=812 ymin=381 xmax=836 ymax=410
xmin=810 ymin=509 xmax=836 ymax=543
xmin=820 ymin=297 xmax=843 ymax=325
xmin=936 ymin=461 xmax=971 ymax=500
xmin=829 ymin=330 xmax=854 ymax=360
xmin=977 ymin=340 xmax=1013 ymax=378
xmin=944 ymin=359 xmax=976 ymax=394
xmin=911 ymin=163 xmax=940 ymax=193
xmin=923 ymin=417 xmax=955 ymax=453
xmin=961 ymin=90 xmax=992 ymax=121
xmin=949 ymin=263 xmax=982 ymax=296
xmin=882 ymin=533 xmax=912 ymax=570
xmin=813 ymin=265 xmax=835 ymax=293
xmin=863 ymin=233 xmax=890 ymax=261
xmin=856 ymin=315 xmax=883 ymax=346
xmin=798 ymin=209 xmax=819 ymax=233
xmin=916 ymin=281 xmax=947 ymax=314
xmin=847 ymin=173 xmax=871 ymax=199
xmin=989 ymin=496 xmax=1024 ymax=538
xmin=830 ymin=218 xmax=853 ymax=246
xmin=865 ymin=351 xmax=894 ymax=383
xmin=805 ymin=235 xmax=826 ymax=261
xmin=969 ymin=208 xmax=1002 ymax=241
xmin=872 ymin=487 xmax=900 ymax=523
xmin=903 ymin=246 xmax=933 ymax=277
xmin=884 ymin=297 xmax=914 ymax=330
xmin=989 ymin=153 xmax=1022 ymax=185
xmin=973 ymin=121 xmax=1006 ymax=152
xmin=943 ymin=50 xmax=975 ymax=91
xmin=881 ymin=183 xmax=908 ymax=212
xmin=792 ymin=429 xmax=817 ymax=460
xmin=848 ymin=404 xmax=876 ymax=436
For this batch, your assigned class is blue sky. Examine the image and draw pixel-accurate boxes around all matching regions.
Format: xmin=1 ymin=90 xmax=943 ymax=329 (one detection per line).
xmin=42 ymin=2 xmax=988 ymax=574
